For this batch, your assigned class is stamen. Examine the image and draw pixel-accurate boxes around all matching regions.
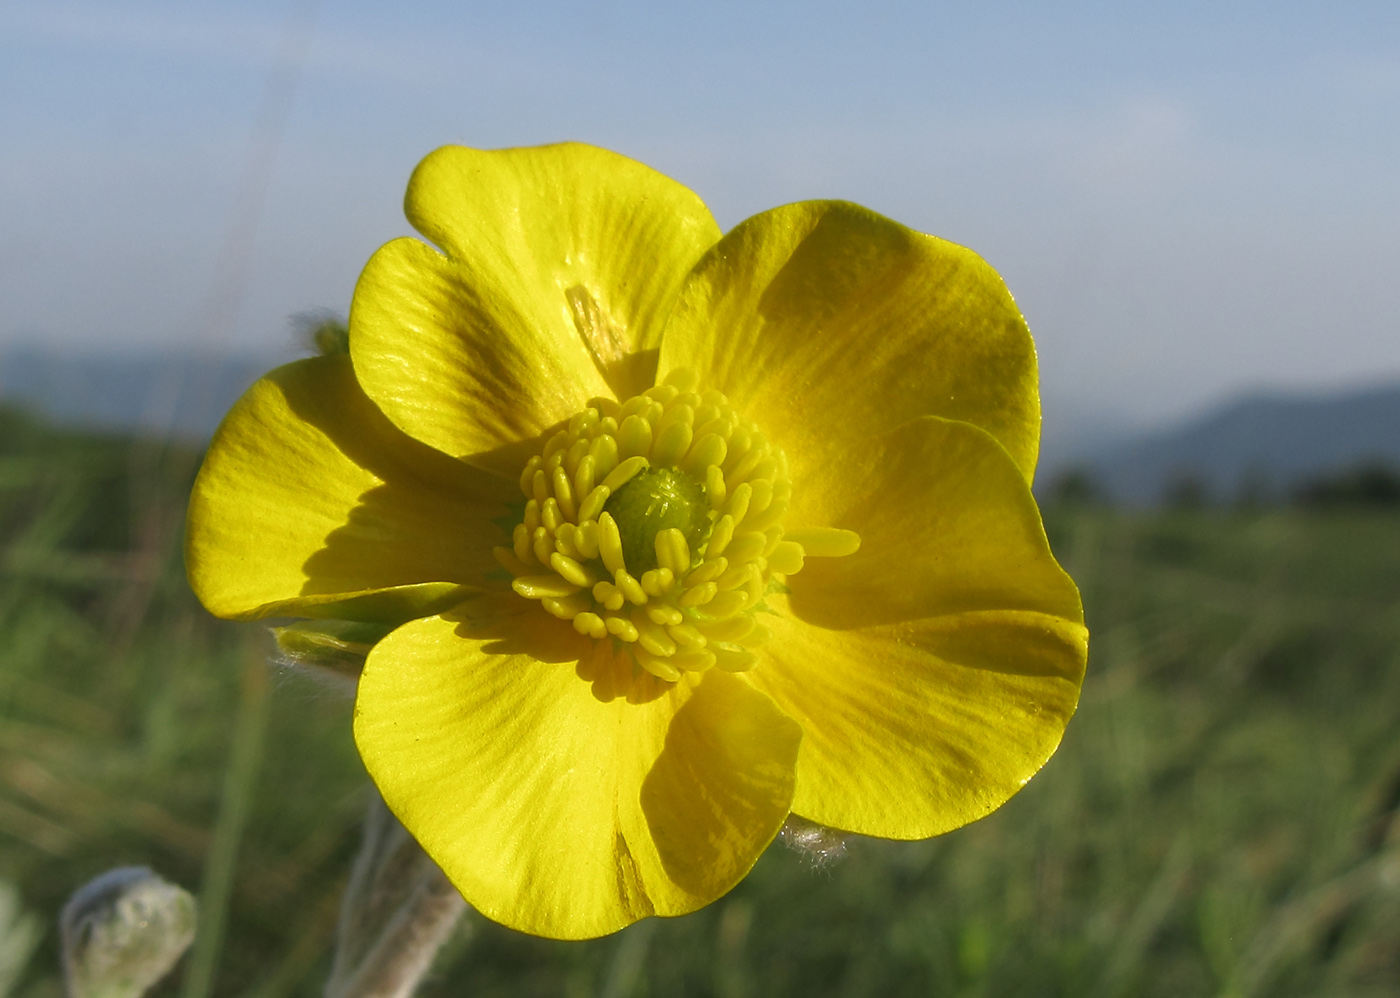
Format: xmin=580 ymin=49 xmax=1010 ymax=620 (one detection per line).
xmin=499 ymin=369 xmax=860 ymax=682
xmin=783 ymin=527 xmax=862 ymax=557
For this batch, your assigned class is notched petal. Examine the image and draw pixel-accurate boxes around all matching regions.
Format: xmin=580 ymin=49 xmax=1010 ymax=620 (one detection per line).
xmin=351 ymin=143 xmax=722 ymax=459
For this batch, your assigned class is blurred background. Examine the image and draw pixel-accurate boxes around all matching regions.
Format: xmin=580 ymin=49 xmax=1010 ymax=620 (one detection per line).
xmin=2 ymin=0 xmax=1399 ymax=994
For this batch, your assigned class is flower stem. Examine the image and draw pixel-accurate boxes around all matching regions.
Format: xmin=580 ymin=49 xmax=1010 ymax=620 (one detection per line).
xmin=324 ymin=791 xmax=467 ymax=998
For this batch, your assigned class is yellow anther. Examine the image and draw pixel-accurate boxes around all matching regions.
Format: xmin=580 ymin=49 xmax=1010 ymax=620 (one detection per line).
xmin=493 ymin=546 xmax=529 ymax=576
xmin=518 ymin=454 xmax=542 ymax=498
xmin=684 ymin=557 xmax=728 ymax=586
xmin=658 ymin=402 xmax=694 ymax=429
xmin=639 ymin=568 xmax=674 ymax=597
xmin=618 ymin=415 xmax=653 ymax=459
xmin=711 ymin=644 xmax=758 ymax=673
xmin=578 ymin=485 xmax=611 ymax=524
xmin=683 ymin=433 xmax=727 ymax=476
xmin=724 ymin=430 xmax=751 ymax=471
xmin=589 ymin=396 xmax=620 ymax=419
xmin=598 ymin=415 xmax=619 ymax=437
xmin=707 ymin=514 xmax=735 ymax=557
xmin=512 ymin=523 xmax=534 ymax=564
xmin=742 ymin=569 xmax=765 ymax=606
xmin=634 ymin=646 xmax=681 ymax=682
xmin=532 ymin=526 xmax=553 ymax=565
xmin=662 ymin=367 xmax=699 ymax=391
xmin=568 ymin=407 xmax=599 ymax=438
xmin=678 ymin=581 xmax=717 ymax=607
xmin=619 ymin=394 xmax=650 ymax=420
xmin=667 ymin=622 xmax=707 ymax=648
xmin=704 ymin=590 xmax=749 ymax=619
xmin=726 ymin=482 xmax=752 ymax=525
xmin=614 ymin=570 xmax=648 ymax=605
xmin=724 ymin=530 xmax=768 ymax=564
xmin=543 ymin=593 xmax=592 ymax=619
xmin=601 ymin=455 xmax=649 ymax=493
xmin=592 ymin=581 xmax=626 ymax=612
xmin=671 ymin=648 xmax=716 ymax=673
xmin=565 ymin=437 xmax=590 ymax=477
xmin=541 ymin=497 xmax=562 ymax=533
xmin=532 ymin=469 xmax=550 ymax=505
xmin=705 ymin=465 xmax=727 ymax=508
xmin=747 ymin=457 xmax=778 ymax=484
xmin=598 ymin=512 xmax=627 ymax=575
xmin=552 ymin=466 xmax=576 ymax=520
xmin=654 ymin=528 xmax=690 ymax=576
xmin=652 ymin=419 xmax=692 ymax=467
xmin=694 ymin=416 xmax=730 ymax=442
xmin=646 ymin=382 xmax=679 ymax=404
xmin=783 ymin=527 xmax=862 ymax=557
xmin=542 ymin=429 xmax=570 ymax=461
xmin=743 ymin=498 xmax=788 ymax=533
xmin=635 ymin=617 xmax=677 ymax=657
xmin=523 ymin=499 xmax=541 ymax=532
xmin=605 ymin=615 xmax=640 ymax=642
xmin=768 ymin=540 xmax=805 ymax=575
xmin=554 ymin=523 xmax=579 ymax=559
xmin=693 ymin=614 xmax=755 ymax=642
xmin=573 ymin=454 xmax=595 ymax=499
xmin=574 ymin=612 xmax=607 ymax=639
xmin=574 ymin=519 xmax=601 ymax=560
xmin=588 ymin=434 xmax=619 ymax=480
xmin=646 ymin=605 xmax=683 ymax=627
xmin=715 ymin=562 xmax=754 ymax=592
xmin=512 ymin=575 xmax=581 ymax=599
xmin=730 ymin=433 xmax=768 ymax=481
xmin=747 ymin=478 xmax=773 ymax=515
xmin=550 ymin=553 xmax=595 ymax=588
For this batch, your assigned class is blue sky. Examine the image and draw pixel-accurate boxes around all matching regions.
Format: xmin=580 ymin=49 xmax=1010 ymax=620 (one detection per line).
xmin=2 ymin=0 xmax=1398 ymax=431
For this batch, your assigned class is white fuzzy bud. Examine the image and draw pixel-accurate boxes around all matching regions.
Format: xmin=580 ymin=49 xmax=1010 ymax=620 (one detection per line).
xmin=779 ymin=815 xmax=848 ymax=868
xmin=60 ymin=867 xmax=196 ymax=998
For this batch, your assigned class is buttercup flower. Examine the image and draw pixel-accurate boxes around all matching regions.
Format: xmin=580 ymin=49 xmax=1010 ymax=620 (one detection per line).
xmin=187 ymin=143 xmax=1087 ymax=940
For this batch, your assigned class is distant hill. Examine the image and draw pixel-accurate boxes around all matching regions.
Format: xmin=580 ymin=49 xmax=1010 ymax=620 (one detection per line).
xmin=0 ymin=347 xmax=284 ymax=441
xmin=1066 ymin=383 xmax=1400 ymax=504
xmin=4 ymin=348 xmax=1397 ymax=506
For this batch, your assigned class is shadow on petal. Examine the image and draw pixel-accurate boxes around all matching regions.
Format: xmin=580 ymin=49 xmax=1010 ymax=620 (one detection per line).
xmin=436 ymin=595 xmax=585 ymax=667
xmin=640 ymin=673 xmax=800 ymax=898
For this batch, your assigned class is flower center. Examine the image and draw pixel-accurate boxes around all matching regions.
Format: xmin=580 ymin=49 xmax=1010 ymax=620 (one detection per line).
xmin=492 ymin=368 xmax=859 ymax=682
xmin=603 ymin=467 xmax=709 ymax=574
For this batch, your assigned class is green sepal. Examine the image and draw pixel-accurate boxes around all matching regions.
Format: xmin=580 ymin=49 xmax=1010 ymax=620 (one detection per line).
xmin=272 ymin=619 xmax=398 ymax=678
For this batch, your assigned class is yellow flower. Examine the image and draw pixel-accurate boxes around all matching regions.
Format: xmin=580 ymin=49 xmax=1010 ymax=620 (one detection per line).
xmin=186 ymin=143 xmax=1087 ymax=940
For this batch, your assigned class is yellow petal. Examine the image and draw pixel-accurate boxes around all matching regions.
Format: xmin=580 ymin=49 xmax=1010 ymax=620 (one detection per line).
xmin=354 ymin=601 xmax=801 ymax=939
xmin=657 ymin=200 xmax=1041 ymax=484
xmin=786 ymin=416 xmax=1082 ymax=628
xmin=186 ymin=355 xmax=514 ymax=621
xmin=741 ymin=415 xmax=1085 ymax=838
xmin=351 ymin=143 xmax=722 ymax=463
xmin=748 ymin=606 xmax=1086 ymax=838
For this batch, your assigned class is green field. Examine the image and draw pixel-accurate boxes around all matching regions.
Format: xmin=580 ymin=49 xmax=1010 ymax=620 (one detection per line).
xmin=2 ymin=407 xmax=1399 ymax=997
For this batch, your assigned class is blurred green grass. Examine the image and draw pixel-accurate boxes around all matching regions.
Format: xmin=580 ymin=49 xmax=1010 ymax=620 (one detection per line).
xmin=2 ymin=404 xmax=1399 ymax=997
